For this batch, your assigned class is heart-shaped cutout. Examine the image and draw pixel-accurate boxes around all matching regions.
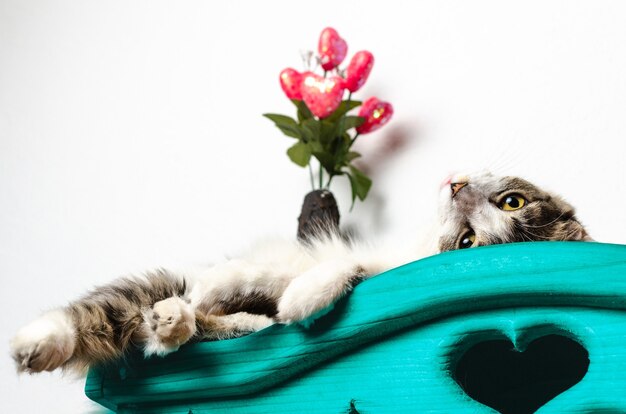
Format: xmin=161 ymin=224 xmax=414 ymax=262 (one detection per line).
xmin=453 ymin=334 xmax=589 ymax=414
xmin=301 ymin=72 xmax=345 ymax=119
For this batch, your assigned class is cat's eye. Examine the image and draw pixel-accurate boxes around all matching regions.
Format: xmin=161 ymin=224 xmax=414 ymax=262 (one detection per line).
xmin=499 ymin=194 xmax=526 ymax=211
xmin=459 ymin=231 xmax=476 ymax=249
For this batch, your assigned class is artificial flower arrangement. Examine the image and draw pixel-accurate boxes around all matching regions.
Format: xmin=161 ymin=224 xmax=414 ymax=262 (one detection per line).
xmin=264 ymin=27 xmax=394 ymax=206
xmin=264 ymin=27 xmax=394 ymax=239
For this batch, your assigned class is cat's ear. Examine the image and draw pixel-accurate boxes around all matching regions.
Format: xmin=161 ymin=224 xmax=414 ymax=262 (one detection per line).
xmin=558 ymin=220 xmax=593 ymax=241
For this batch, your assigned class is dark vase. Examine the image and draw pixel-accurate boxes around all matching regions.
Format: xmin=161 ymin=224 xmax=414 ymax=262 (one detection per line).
xmin=297 ymin=190 xmax=340 ymax=242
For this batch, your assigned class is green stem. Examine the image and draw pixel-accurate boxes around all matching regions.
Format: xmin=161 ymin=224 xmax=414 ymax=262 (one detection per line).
xmin=349 ymin=133 xmax=360 ymax=150
xmin=319 ymin=165 xmax=324 ymax=189
xmin=326 ymin=90 xmax=353 ymax=191
xmin=326 ymin=174 xmax=334 ymax=189
xmin=308 ymin=162 xmax=315 ymax=191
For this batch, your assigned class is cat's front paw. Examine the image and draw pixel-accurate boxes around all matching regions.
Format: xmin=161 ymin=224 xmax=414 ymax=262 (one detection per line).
xmin=276 ymin=261 xmax=365 ymax=327
xmin=143 ymin=297 xmax=196 ymax=357
xmin=10 ymin=310 xmax=76 ymax=373
xmin=276 ymin=285 xmax=344 ymax=327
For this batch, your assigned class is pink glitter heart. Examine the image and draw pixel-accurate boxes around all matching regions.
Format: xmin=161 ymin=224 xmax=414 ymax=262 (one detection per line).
xmin=301 ymin=72 xmax=345 ymax=119
xmin=279 ymin=68 xmax=304 ymax=100
xmin=318 ymin=27 xmax=348 ymax=71
xmin=344 ymin=51 xmax=374 ymax=93
xmin=356 ymin=97 xmax=393 ymax=134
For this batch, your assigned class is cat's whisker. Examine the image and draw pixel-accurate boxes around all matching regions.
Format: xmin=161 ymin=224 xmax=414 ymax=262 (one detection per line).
xmin=517 ymin=231 xmax=534 ymax=243
xmin=525 ymin=232 xmax=552 ymax=240
xmin=485 ymin=149 xmax=520 ymax=177
xmin=484 ymin=148 xmax=507 ymax=173
xmin=561 ymin=225 xmax=585 ymax=241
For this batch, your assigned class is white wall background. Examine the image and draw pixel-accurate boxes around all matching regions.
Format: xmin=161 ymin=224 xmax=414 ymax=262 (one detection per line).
xmin=1 ymin=1 xmax=625 ymax=412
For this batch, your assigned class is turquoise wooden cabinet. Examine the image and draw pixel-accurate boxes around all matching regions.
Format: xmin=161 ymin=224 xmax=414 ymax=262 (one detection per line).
xmin=86 ymin=242 xmax=626 ymax=413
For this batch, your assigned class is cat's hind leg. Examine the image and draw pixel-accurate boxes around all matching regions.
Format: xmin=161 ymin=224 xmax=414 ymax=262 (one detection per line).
xmin=11 ymin=270 xmax=191 ymax=373
xmin=10 ymin=309 xmax=76 ymax=373
xmin=276 ymin=259 xmax=366 ymax=326
xmin=196 ymin=312 xmax=274 ymax=340
xmin=11 ymin=295 xmax=196 ymax=373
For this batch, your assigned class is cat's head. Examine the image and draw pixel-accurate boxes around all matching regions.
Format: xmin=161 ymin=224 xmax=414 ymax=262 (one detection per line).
xmin=436 ymin=171 xmax=592 ymax=253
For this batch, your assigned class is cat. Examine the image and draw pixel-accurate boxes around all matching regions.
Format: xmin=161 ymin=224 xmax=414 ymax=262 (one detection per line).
xmin=10 ymin=171 xmax=592 ymax=374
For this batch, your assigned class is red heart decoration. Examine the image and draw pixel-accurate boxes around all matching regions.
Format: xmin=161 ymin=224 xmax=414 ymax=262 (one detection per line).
xmin=301 ymin=72 xmax=345 ymax=119
xmin=356 ymin=97 xmax=394 ymax=134
xmin=279 ymin=68 xmax=303 ymax=100
xmin=344 ymin=51 xmax=374 ymax=93
xmin=318 ymin=27 xmax=348 ymax=71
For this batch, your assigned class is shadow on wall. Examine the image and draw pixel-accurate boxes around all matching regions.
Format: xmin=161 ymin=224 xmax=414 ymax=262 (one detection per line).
xmin=343 ymin=121 xmax=418 ymax=238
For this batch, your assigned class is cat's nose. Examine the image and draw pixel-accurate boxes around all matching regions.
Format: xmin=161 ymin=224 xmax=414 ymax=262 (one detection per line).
xmin=450 ymin=180 xmax=468 ymax=197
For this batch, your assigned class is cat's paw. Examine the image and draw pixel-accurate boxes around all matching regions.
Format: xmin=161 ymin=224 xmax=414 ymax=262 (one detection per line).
xmin=276 ymin=282 xmax=343 ymax=326
xmin=10 ymin=310 xmax=76 ymax=373
xmin=276 ymin=260 xmax=364 ymax=326
xmin=143 ymin=297 xmax=196 ymax=357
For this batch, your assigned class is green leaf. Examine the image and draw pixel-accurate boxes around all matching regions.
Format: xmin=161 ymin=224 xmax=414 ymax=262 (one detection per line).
xmin=319 ymin=120 xmax=337 ymax=146
xmin=263 ymin=113 xmax=297 ymax=126
xmin=301 ymin=118 xmax=320 ymax=143
xmin=323 ymin=133 xmax=351 ymax=172
xmin=343 ymin=116 xmax=365 ymax=132
xmin=345 ymin=151 xmax=361 ymax=162
xmin=347 ymin=165 xmax=373 ymax=202
xmin=307 ymin=140 xmax=324 ymax=154
xmin=263 ymin=113 xmax=301 ymax=139
xmin=312 ymin=151 xmax=335 ymax=173
xmin=326 ymin=100 xmax=362 ymax=122
xmin=299 ymin=126 xmax=314 ymax=142
xmin=291 ymin=100 xmax=313 ymax=122
xmin=329 ymin=133 xmax=347 ymax=164
xmin=334 ymin=117 xmax=346 ymax=142
xmin=286 ymin=141 xmax=311 ymax=167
